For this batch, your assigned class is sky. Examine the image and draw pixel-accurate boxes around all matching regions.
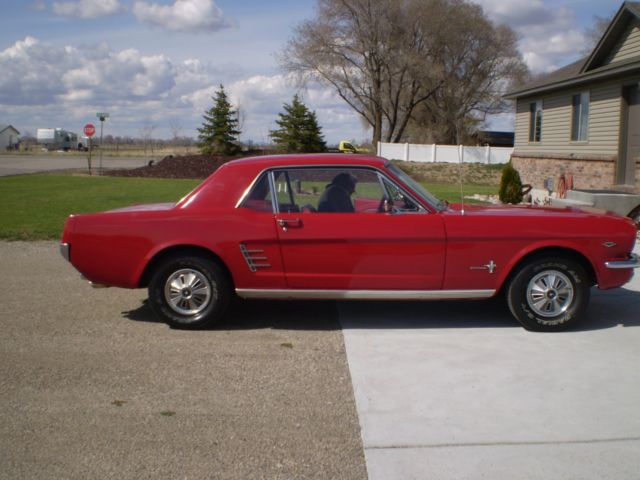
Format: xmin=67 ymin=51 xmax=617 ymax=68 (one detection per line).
xmin=0 ymin=0 xmax=622 ymax=144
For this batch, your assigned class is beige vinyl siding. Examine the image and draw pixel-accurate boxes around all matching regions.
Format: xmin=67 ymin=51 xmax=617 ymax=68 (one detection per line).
xmin=605 ymin=20 xmax=640 ymax=65
xmin=513 ymin=77 xmax=640 ymax=157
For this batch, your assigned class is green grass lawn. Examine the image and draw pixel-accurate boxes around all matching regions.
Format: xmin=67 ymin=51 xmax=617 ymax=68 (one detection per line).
xmin=0 ymin=175 xmax=199 ymax=240
xmin=426 ymin=183 xmax=498 ymax=202
xmin=0 ymin=174 xmax=497 ymax=240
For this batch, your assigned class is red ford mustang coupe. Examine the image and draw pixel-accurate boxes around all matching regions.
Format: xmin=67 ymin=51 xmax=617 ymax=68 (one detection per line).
xmin=60 ymin=154 xmax=638 ymax=331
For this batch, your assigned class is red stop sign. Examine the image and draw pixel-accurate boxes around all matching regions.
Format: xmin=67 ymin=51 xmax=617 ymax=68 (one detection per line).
xmin=84 ymin=123 xmax=96 ymax=137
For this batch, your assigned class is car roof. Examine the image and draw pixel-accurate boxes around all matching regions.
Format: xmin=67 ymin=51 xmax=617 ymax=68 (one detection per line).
xmin=223 ymin=153 xmax=389 ymax=169
xmin=178 ymin=153 xmax=392 ymax=211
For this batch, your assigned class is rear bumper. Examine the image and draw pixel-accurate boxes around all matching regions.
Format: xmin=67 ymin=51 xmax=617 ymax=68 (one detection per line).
xmin=605 ymin=253 xmax=640 ymax=269
xmin=60 ymin=243 xmax=70 ymax=262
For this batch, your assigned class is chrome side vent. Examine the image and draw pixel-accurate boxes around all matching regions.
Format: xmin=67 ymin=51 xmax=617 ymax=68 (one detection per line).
xmin=240 ymin=244 xmax=271 ymax=272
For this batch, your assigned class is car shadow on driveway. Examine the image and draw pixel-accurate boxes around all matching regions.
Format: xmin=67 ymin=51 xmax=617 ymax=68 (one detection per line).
xmin=122 ymin=286 xmax=640 ymax=332
xmin=122 ymin=299 xmax=342 ymax=331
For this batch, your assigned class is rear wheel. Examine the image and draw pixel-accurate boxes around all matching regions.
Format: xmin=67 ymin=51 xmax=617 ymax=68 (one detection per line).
xmin=506 ymin=257 xmax=590 ymax=331
xmin=148 ymin=256 xmax=230 ymax=329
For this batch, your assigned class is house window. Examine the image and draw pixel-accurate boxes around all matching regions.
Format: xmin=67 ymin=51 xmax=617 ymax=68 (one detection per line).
xmin=529 ymin=100 xmax=543 ymax=142
xmin=571 ymin=91 xmax=589 ymax=141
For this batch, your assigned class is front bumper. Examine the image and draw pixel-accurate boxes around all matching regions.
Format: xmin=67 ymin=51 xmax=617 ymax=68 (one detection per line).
xmin=605 ymin=253 xmax=640 ymax=269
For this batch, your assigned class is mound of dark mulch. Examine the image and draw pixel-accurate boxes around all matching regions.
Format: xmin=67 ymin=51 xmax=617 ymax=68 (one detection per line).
xmin=107 ymin=154 xmax=228 ymax=179
xmin=107 ymin=150 xmax=267 ymax=179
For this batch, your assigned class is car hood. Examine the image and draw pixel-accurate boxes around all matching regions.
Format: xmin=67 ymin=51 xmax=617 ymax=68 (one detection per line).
xmin=105 ymin=202 xmax=176 ymax=213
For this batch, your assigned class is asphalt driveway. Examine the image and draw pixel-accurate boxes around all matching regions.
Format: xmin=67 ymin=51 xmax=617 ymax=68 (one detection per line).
xmin=0 ymin=154 xmax=151 ymax=176
xmin=0 ymin=241 xmax=367 ymax=479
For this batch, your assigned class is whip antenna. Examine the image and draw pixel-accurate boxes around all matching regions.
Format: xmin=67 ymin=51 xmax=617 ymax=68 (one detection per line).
xmin=458 ymin=143 xmax=465 ymax=216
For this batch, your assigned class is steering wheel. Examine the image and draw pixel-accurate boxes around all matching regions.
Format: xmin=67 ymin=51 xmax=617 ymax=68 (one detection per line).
xmin=377 ymin=196 xmax=396 ymax=213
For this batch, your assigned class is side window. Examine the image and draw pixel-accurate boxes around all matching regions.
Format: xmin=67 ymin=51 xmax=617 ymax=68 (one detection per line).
xmin=529 ymin=100 xmax=543 ymax=142
xmin=241 ymin=171 xmax=301 ymax=213
xmin=571 ymin=91 xmax=589 ymax=141
xmin=242 ymin=167 xmax=423 ymax=214
xmin=284 ymin=168 xmax=384 ymax=213
xmin=272 ymin=170 xmax=299 ymax=213
xmin=241 ymin=174 xmax=274 ymax=212
xmin=381 ymin=177 xmax=420 ymax=212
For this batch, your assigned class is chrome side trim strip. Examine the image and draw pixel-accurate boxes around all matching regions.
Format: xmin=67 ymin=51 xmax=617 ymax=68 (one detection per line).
xmin=605 ymin=253 xmax=640 ymax=269
xmin=235 ymin=288 xmax=496 ymax=300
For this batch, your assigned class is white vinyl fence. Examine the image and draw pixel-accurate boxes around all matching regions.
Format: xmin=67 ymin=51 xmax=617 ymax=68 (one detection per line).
xmin=377 ymin=142 xmax=512 ymax=165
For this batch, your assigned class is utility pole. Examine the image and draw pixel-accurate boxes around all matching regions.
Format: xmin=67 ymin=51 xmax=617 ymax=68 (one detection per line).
xmin=96 ymin=112 xmax=109 ymax=175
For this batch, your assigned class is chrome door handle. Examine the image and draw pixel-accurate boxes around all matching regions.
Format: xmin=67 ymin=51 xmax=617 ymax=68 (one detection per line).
xmin=277 ymin=218 xmax=301 ymax=231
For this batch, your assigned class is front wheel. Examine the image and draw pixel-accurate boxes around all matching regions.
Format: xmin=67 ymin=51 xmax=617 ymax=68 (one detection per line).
xmin=506 ymin=257 xmax=590 ymax=331
xmin=148 ymin=256 xmax=231 ymax=329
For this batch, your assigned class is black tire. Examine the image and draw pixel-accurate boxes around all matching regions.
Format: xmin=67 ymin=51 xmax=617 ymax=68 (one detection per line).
xmin=506 ymin=256 xmax=590 ymax=332
xmin=148 ymin=256 xmax=231 ymax=329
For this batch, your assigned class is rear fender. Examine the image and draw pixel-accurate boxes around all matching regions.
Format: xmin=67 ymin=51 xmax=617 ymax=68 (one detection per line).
xmin=134 ymin=242 xmax=233 ymax=288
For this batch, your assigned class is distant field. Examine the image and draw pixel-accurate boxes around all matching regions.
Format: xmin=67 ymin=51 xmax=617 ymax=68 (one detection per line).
xmin=0 ymin=145 xmax=200 ymax=158
xmin=0 ymin=175 xmax=199 ymax=240
xmin=392 ymin=160 xmax=503 ymax=185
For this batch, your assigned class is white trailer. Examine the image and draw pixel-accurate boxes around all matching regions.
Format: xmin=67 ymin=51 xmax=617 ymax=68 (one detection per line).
xmin=36 ymin=128 xmax=79 ymax=151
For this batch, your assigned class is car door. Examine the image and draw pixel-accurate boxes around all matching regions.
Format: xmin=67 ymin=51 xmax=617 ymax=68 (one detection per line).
xmin=271 ymin=167 xmax=446 ymax=291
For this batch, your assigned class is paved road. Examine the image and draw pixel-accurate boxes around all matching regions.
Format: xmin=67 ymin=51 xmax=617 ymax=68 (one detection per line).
xmin=0 ymin=154 xmax=153 ymax=176
xmin=341 ymin=245 xmax=640 ymax=480
xmin=0 ymin=242 xmax=367 ymax=479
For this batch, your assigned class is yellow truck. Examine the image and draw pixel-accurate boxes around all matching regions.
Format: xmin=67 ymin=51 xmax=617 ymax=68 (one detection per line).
xmin=332 ymin=140 xmax=370 ymax=154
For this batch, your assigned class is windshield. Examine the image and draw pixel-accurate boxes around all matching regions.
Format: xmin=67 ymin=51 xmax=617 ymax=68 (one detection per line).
xmin=386 ymin=163 xmax=447 ymax=212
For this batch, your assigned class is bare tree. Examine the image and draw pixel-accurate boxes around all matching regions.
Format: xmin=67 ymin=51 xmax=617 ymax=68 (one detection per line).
xmin=234 ymin=102 xmax=247 ymax=140
xmin=582 ymin=14 xmax=614 ymax=55
xmin=281 ymin=0 xmax=526 ymax=144
xmin=139 ymin=123 xmax=156 ymax=156
xmin=409 ymin=2 xmax=528 ymax=144
xmin=281 ymin=0 xmax=451 ymax=144
xmin=169 ymin=120 xmax=182 ymax=146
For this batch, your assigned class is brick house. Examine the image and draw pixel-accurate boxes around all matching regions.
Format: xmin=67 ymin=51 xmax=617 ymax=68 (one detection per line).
xmin=505 ymin=1 xmax=640 ymax=198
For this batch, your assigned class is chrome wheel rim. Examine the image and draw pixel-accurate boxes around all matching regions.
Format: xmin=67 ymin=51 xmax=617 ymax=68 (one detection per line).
xmin=526 ymin=270 xmax=574 ymax=318
xmin=164 ymin=269 xmax=212 ymax=316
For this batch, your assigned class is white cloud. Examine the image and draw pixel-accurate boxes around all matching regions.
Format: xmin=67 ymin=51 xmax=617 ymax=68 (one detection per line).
xmin=0 ymin=37 xmax=69 ymax=105
xmin=0 ymin=37 xmax=176 ymax=106
xmin=225 ymin=74 xmax=367 ymax=144
xmin=475 ymin=0 xmax=555 ymax=28
xmin=52 ymin=0 xmax=123 ymax=18
xmin=521 ymin=29 xmax=587 ymax=72
xmin=132 ymin=0 xmax=231 ymax=33
xmin=473 ymin=0 xmax=588 ymax=73
xmin=0 ymin=37 xmax=367 ymax=143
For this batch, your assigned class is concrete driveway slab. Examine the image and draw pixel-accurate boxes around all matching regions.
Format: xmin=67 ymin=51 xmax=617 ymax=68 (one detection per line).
xmin=341 ymin=247 xmax=640 ymax=480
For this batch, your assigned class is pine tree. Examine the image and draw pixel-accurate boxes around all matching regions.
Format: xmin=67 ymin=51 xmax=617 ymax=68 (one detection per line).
xmin=197 ymin=85 xmax=241 ymax=156
xmin=269 ymin=95 xmax=326 ymax=153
